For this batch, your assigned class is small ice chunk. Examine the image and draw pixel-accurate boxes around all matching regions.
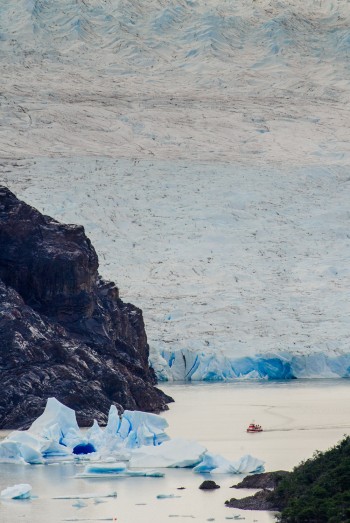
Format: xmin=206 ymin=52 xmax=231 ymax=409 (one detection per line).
xmin=83 ymin=462 xmax=127 ymax=475
xmin=156 ymin=494 xmax=180 ymax=499
xmin=126 ymin=469 xmax=164 ymax=477
xmin=72 ymin=500 xmax=88 ymax=508
xmin=1 ymin=484 xmax=32 ymax=499
xmin=54 ymin=491 xmax=117 ymax=500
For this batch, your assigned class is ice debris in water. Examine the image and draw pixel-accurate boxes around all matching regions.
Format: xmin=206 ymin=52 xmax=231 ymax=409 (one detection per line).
xmin=0 ymin=398 xmax=264 ymax=474
xmin=156 ymin=494 xmax=181 ymax=499
xmin=53 ymin=492 xmax=117 ymax=500
xmin=72 ymin=500 xmax=88 ymax=509
xmin=0 ymin=484 xmax=32 ymax=499
xmin=76 ymin=465 xmax=165 ymax=478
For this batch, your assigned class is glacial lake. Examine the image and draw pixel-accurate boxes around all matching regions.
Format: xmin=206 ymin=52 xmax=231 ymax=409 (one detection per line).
xmin=1 ymin=379 xmax=350 ymax=523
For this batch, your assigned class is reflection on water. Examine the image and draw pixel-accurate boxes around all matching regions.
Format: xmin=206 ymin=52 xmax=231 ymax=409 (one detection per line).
xmin=2 ymin=380 xmax=350 ymax=523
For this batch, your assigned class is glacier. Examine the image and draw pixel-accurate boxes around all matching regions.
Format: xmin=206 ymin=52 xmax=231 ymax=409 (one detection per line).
xmin=2 ymin=0 xmax=350 ymax=380
xmin=0 ymin=398 xmax=264 ymax=475
xmin=153 ymin=348 xmax=350 ymax=381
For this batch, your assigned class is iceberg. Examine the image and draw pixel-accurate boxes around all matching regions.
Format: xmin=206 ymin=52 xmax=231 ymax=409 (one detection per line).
xmin=83 ymin=462 xmax=127 ymax=475
xmin=129 ymin=438 xmax=207 ymax=468
xmin=30 ymin=398 xmax=80 ymax=440
xmin=0 ymin=398 xmax=264 ymax=479
xmin=76 ymin=467 xmax=165 ymax=478
xmin=1 ymin=484 xmax=32 ymax=500
xmin=0 ymin=398 xmax=171 ymax=464
xmin=0 ymin=429 xmax=71 ymax=464
xmin=193 ymin=453 xmax=265 ymax=474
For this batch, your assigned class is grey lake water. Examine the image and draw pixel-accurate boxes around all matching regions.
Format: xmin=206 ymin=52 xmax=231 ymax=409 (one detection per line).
xmin=1 ymin=380 xmax=350 ymax=523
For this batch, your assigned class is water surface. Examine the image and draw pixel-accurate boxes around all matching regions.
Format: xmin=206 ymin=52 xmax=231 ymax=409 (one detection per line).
xmin=2 ymin=380 xmax=350 ymax=523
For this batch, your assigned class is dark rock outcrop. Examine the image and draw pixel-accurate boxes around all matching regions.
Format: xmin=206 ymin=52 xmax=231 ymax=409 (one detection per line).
xmin=199 ymin=480 xmax=220 ymax=490
xmin=232 ymin=471 xmax=290 ymax=490
xmin=225 ymin=489 xmax=279 ymax=511
xmin=0 ymin=187 xmax=173 ymax=429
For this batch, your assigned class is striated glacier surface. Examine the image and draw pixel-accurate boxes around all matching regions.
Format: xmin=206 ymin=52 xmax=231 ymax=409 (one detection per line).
xmin=1 ymin=0 xmax=350 ymax=380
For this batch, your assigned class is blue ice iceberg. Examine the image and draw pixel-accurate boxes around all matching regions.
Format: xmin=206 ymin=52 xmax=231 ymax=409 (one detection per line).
xmin=83 ymin=462 xmax=127 ymax=474
xmin=76 ymin=463 xmax=165 ymax=478
xmin=129 ymin=438 xmax=207 ymax=468
xmin=193 ymin=452 xmax=265 ymax=474
xmin=0 ymin=398 xmax=170 ymax=465
xmin=0 ymin=396 xmax=173 ymax=464
xmin=0 ymin=398 xmax=264 ymax=477
xmin=1 ymin=484 xmax=32 ymax=499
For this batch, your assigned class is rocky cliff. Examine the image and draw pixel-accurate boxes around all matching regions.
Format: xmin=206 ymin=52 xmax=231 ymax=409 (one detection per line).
xmin=0 ymin=187 xmax=172 ymax=429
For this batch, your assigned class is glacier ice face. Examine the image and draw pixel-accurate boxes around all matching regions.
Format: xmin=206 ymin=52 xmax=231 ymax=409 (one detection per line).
xmin=0 ymin=484 xmax=32 ymax=500
xmin=155 ymin=348 xmax=350 ymax=381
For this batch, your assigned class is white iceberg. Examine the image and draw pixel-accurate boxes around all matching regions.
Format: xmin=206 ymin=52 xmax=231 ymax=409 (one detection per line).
xmin=0 ymin=398 xmax=171 ymax=464
xmin=129 ymin=438 xmax=207 ymax=468
xmin=0 ymin=398 xmax=265 ymax=478
xmin=193 ymin=452 xmax=265 ymax=474
xmin=0 ymin=484 xmax=32 ymax=500
xmin=0 ymin=429 xmax=71 ymax=464
xmin=30 ymin=398 xmax=80 ymax=440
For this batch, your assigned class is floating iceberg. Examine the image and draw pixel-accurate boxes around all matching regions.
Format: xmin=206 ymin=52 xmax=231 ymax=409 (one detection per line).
xmin=1 ymin=429 xmax=71 ymax=464
xmin=0 ymin=398 xmax=170 ymax=465
xmin=0 ymin=398 xmax=264 ymax=478
xmin=1 ymin=484 xmax=32 ymax=500
xmin=193 ymin=453 xmax=265 ymax=474
xmin=83 ymin=462 xmax=127 ymax=474
xmin=76 ymin=467 xmax=165 ymax=478
xmin=129 ymin=438 xmax=206 ymax=468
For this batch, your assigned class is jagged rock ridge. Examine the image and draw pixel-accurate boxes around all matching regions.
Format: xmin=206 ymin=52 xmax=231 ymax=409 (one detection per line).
xmin=0 ymin=187 xmax=172 ymax=429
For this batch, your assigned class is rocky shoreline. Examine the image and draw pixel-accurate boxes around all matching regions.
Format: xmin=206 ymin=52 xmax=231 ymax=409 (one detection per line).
xmin=0 ymin=187 xmax=172 ymax=429
xmin=225 ymin=471 xmax=290 ymax=512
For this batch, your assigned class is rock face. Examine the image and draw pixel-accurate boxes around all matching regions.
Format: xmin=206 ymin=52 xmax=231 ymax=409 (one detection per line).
xmin=0 ymin=187 xmax=172 ymax=429
xmin=199 ymin=480 xmax=220 ymax=490
xmin=232 ymin=471 xmax=290 ymax=490
xmin=225 ymin=489 xmax=279 ymax=511
xmin=226 ymin=471 xmax=290 ymax=512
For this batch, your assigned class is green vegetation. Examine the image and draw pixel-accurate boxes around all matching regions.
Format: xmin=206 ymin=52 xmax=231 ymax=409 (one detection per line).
xmin=272 ymin=436 xmax=350 ymax=522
